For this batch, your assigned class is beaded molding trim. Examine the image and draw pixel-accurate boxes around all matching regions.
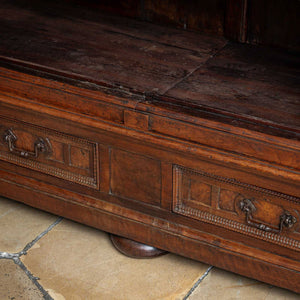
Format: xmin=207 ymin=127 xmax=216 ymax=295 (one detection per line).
xmin=173 ymin=165 xmax=300 ymax=251
xmin=0 ymin=152 xmax=97 ymax=188
xmin=174 ymin=203 xmax=300 ymax=251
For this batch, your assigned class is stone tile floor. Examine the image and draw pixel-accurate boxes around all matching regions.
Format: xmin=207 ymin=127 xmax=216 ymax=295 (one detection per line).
xmin=0 ymin=196 xmax=299 ymax=300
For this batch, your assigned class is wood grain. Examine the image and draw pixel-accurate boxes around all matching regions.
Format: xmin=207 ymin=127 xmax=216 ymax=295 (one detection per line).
xmin=0 ymin=0 xmax=299 ymax=293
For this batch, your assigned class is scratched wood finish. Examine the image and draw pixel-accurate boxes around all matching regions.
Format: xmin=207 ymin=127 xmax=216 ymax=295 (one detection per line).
xmin=0 ymin=0 xmax=223 ymax=94
xmin=165 ymin=42 xmax=300 ymax=131
xmin=0 ymin=0 xmax=299 ymax=293
xmin=0 ymin=1 xmax=298 ymax=135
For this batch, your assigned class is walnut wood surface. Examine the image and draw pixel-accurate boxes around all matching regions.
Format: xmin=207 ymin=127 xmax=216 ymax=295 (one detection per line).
xmin=0 ymin=102 xmax=299 ymax=292
xmin=0 ymin=0 xmax=299 ymax=135
xmin=110 ymin=235 xmax=167 ymax=258
xmin=0 ymin=0 xmax=299 ymax=294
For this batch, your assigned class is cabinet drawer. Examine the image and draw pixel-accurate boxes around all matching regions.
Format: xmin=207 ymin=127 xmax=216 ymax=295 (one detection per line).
xmin=0 ymin=116 xmax=99 ymax=188
xmin=173 ymin=165 xmax=300 ymax=251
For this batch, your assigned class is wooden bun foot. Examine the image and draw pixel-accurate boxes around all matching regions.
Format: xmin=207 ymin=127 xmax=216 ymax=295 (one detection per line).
xmin=110 ymin=234 xmax=167 ymax=258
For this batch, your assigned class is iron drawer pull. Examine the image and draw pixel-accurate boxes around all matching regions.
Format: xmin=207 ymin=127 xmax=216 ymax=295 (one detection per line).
xmin=240 ymin=198 xmax=297 ymax=234
xmin=3 ymin=129 xmax=52 ymax=158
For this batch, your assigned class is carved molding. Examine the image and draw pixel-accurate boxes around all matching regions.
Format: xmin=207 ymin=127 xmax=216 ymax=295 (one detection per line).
xmin=0 ymin=117 xmax=99 ymax=188
xmin=173 ymin=165 xmax=300 ymax=251
xmin=0 ymin=151 xmax=97 ymax=188
xmin=174 ymin=165 xmax=299 ymax=203
xmin=173 ymin=203 xmax=300 ymax=251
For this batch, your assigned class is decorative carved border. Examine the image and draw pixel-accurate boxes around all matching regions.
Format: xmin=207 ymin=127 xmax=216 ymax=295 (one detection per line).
xmin=174 ymin=165 xmax=299 ymax=203
xmin=0 ymin=152 xmax=97 ymax=188
xmin=0 ymin=117 xmax=99 ymax=188
xmin=173 ymin=165 xmax=300 ymax=251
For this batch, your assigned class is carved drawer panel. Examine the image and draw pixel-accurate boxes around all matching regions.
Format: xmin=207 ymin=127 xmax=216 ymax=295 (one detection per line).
xmin=0 ymin=117 xmax=98 ymax=188
xmin=173 ymin=165 xmax=300 ymax=251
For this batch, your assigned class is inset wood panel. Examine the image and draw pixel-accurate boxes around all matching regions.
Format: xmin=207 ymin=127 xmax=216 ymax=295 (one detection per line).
xmin=48 ymin=139 xmax=64 ymax=163
xmin=181 ymin=172 xmax=212 ymax=208
xmin=219 ymin=189 xmax=239 ymax=212
xmin=111 ymin=149 xmax=161 ymax=206
xmin=70 ymin=146 xmax=90 ymax=169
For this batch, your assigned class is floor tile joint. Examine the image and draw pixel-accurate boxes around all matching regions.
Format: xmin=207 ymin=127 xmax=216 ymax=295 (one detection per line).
xmin=0 ymin=216 xmax=63 ymax=300
xmin=182 ymin=265 xmax=213 ymax=300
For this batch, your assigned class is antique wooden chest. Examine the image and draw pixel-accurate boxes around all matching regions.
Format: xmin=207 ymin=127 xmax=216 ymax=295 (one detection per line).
xmin=0 ymin=0 xmax=299 ymax=292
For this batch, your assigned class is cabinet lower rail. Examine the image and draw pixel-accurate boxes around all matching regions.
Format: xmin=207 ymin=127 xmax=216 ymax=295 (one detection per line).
xmin=0 ymin=174 xmax=299 ymax=293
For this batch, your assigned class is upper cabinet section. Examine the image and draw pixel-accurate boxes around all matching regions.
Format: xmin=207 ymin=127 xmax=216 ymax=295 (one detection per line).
xmin=0 ymin=0 xmax=299 ymax=138
xmin=61 ymin=0 xmax=299 ymax=50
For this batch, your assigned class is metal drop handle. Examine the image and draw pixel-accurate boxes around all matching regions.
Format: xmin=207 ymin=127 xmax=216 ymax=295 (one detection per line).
xmin=240 ymin=198 xmax=297 ymax=234
xmin=3 ymin=129 xmax=52 ymax=158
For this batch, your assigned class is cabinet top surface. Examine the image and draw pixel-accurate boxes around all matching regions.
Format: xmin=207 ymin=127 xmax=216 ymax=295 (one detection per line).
xmin=0 ymin=0 xmax=299 ymax=136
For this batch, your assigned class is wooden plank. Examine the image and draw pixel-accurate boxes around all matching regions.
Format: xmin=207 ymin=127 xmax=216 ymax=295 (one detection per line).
xmin=166 ymin=42 xmax=300 ymax=131
xmin=0 ymin=1 xmax=224 ymax=94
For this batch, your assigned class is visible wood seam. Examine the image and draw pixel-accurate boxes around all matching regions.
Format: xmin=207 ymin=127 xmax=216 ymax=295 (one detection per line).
xmin=162 ymin=41 xmax=229 ymax=95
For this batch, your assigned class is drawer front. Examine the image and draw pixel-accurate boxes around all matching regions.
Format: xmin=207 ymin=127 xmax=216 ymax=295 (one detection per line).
xmin=0 ymin=117 xmax=99 ymax=188
xmin=173 ymin=165 xmax=300 ymax=251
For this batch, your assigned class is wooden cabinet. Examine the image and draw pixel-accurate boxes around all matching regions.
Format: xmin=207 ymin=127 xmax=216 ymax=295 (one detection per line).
xmin=0 ymin=0 xmax=299 ymax=293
